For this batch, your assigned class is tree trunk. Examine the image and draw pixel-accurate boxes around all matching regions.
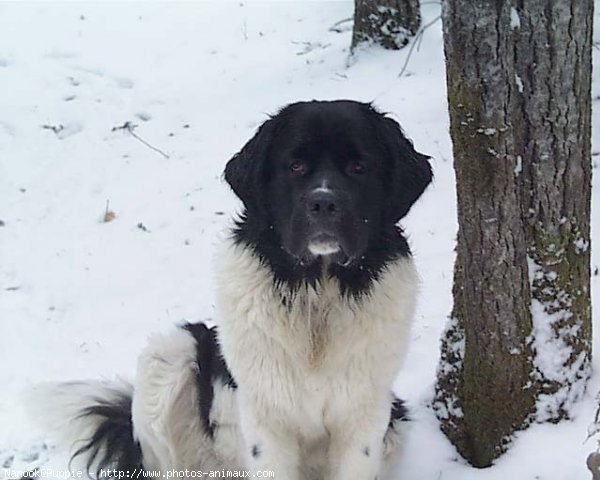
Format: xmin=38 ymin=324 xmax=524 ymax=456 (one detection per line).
xmin=434 ymin=0 xmax=593 ymax=468
xmin=351 ymin=0 xmax=421 ymax=51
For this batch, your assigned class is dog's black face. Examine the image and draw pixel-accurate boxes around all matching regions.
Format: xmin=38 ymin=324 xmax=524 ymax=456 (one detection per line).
xmin=225 ymin=100 xmax=432 ymax=295
xmin=266 ymin=104 xmax=389 ymax=266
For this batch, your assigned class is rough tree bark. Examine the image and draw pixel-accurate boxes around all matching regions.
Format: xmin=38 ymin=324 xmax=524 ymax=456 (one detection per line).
xmin=351 ymin=0 xmax=421 ymax=51
xmin=434 ymin=0 xmax=593 ymax=468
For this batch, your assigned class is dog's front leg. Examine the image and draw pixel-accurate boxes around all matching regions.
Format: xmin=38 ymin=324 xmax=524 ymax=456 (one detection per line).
xmin=238 ymin=395 xmax=300 ymax=480
xmin=327 ymin=407 xmax=389 ymax=480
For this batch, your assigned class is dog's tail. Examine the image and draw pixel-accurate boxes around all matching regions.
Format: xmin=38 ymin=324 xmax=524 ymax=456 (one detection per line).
xmin=25 ymin=379 xmax=143 ymax=477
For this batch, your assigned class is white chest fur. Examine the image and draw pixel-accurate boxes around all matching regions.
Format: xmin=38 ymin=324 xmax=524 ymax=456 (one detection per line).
xmin=214 ymin=240 xmax=418 ymax=439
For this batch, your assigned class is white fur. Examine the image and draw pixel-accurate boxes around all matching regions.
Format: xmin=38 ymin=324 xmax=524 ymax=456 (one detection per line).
xmin=27 ymin=238 xmax=417 ymax=480
xmin=316 ymin=179 xmax=330 ymax=191
xmin=214 ymin=238 xmax=418 ymax=479
xmin=307 ymin=239 xmax=341 ymax=256
xmin=131 ymin=328 xmax=243 ymax=472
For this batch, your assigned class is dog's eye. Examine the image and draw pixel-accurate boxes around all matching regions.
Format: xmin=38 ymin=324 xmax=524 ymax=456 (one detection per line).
xmin=290 ymin=161 xmax=307 ymax=175
xmin=347 ymin=161 xmax=366 ymax=175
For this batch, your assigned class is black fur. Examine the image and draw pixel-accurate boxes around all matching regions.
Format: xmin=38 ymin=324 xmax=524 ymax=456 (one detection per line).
xmin=71 ymin=389 xmax=143 ymax=478
xmin=225 ymin=100 xmax=432 ymax=297
xmin=389 ymin=397 xmax=409 ymax=427
xmin=251 ymin=444 xmax=261 ymax=459
xmin=183 ymin=322 xmax=237 ymax=437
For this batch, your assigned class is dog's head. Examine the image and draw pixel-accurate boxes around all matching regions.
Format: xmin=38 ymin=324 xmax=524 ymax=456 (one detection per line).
xmin=225 ymin=100 xmax=431 ymax=287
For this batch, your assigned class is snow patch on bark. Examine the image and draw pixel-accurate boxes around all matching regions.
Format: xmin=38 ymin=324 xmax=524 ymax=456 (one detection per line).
xmin=515 ymin=74 xmax=524 ymax=92
xmin=527 ymin=256 xmax=589 ymax=422
xmin=433 ymin=317 xmax=465 ymax=421
xmin=510 ymin=7 xmax=520 ymax=29
xmin=514 ymin=155 xmax=522 ymax=175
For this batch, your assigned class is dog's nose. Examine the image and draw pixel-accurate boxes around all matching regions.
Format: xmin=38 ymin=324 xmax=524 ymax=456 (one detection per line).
xmin=306 ymin=190 xmax=341 ymax=219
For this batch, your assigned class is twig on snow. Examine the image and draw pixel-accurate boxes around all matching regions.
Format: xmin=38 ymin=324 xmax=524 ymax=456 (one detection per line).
xmin=329 ymin=17 xmax=353 ymax=33
xmin=112 ymin=121 xmax=170 ymax=159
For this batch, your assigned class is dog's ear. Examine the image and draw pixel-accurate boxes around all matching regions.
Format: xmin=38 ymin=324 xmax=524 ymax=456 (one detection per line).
xmin=224 ymin=118 xmax=277 ymax=211
xmin=376 ymin=115 xmax=432 ymax=223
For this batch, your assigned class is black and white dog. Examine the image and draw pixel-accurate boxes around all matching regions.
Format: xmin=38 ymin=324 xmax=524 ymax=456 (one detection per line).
xmin=31 ymin=100 xmax=432 ymax=480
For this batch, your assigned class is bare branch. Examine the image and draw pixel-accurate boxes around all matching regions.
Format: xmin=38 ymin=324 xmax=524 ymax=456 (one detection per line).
xmin=398 ymin=15 xmax=441 ymax=77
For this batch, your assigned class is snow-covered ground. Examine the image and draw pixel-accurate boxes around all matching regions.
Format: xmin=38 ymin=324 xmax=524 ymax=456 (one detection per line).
xmin=0 ymin=2 xmax=598 ymax=479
